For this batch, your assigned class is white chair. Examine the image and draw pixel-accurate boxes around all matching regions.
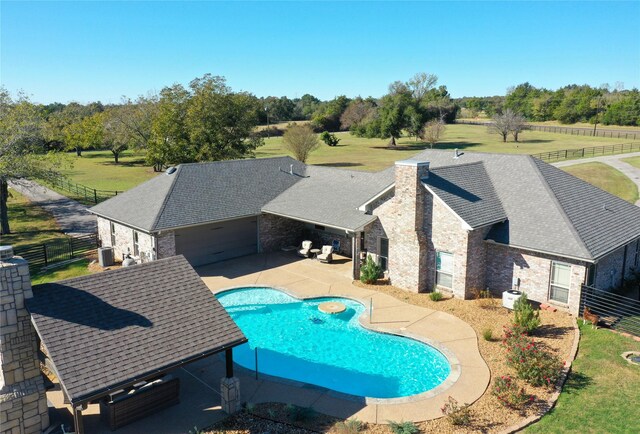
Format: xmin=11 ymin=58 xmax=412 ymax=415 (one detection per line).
xmin=298 ymin=240 xmax=312 ymax=258
xmin=317 ymin=245 xmax=334 ymax=263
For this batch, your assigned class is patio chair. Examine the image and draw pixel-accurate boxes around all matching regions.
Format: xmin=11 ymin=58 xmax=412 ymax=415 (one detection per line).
xmin=317 ymin=245 xmax=334 ymax=263
xmin=298 ymin=240 xmax=313 ymax=258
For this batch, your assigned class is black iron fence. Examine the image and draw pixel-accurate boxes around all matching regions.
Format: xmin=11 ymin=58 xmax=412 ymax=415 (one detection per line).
xmin=47 ymin=176 xmax=121 ymax=205
xmin=456 ymin=119 xmax=640 ymax=140
xmin=14 ymin=233 xmax=99 ymax=272
xmin=531 ymin=142 xmax=640 ymax=163
xmin=580 ymin=285 xmax=640 ymax=337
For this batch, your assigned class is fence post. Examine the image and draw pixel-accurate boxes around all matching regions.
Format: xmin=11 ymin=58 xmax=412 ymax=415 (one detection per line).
xmin=69 ymin=238 xmax=74 ymax=258
xmin=94 ymin=189 xmax=98 ymax=204
xmin=42 ymin=244 xmax=48 ymax=267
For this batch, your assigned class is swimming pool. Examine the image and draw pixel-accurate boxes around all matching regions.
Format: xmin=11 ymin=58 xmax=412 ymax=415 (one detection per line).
xmin=217 ymin=287 xmax=452 ymax=399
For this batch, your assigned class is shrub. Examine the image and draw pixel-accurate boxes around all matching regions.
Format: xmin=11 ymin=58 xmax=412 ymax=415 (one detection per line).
xmin=441 ymin=396 xmax=471 ymax=426
xmin=320 ymin=131 xmax=341 ymax=146
xmin=513 ymin=292 xmax=540 ymax=333
xmin=360 ymin=256 xmax=382 ymax=284
xmin=335 ymin=418 xmax=364 ymax=434
xmin=429 ymin=291 xmax=443 ymax=301
xmin=492 ymin=376 xmax=534 ymax=409
xmin=482 ymin=328 xmax=493 ymax=341
xmin=387 ymin=420 xmax=420 ymax=434
xmin=503 ymin=326 xmax=563 ymax=387
xmin=285 ymin=404 xmax=315 ymax=422
xmin=244 ymin=402 xmax=255 ymax=413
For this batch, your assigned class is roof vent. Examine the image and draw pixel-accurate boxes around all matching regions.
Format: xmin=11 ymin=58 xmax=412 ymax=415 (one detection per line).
xmin=0 ymin=245 xmax=14 ymax=261
xmin=290 ymin=164 xmax=294 ymax=175
xmin=166 ymin=167 xmax=177 ymax=175
xmin=454 ymin=149 xmax=460 ymax=159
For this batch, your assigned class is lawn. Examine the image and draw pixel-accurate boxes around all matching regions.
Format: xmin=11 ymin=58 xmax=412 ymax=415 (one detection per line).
xmin=2 ymin=189 xmax=67 ymax=247
xmin=621 ymin=156 xmax=640 ymax=169
xmin=30 ymin=259 xmax=93 ymax=285
xmin=526 ymin=322 xmax=640 ymax=434
xmin=561 ymin=162 xmax=639 ymax=203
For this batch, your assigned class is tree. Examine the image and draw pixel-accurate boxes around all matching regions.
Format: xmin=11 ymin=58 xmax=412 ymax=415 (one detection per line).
xmin=319 ymin=131 xmax=340 ymax=146
xmin=311 ymin=95 xmax=350 ymax=132
xmin=0 ymin=89 xmax=61 ymax=234
xmin=109 ymin=95 xmax=157 ymax=152
xmin=101 ymin=109 xmax=131 ymax=164
xmin=283 ymin=124 xmax=319 ymax=162
xmin=489 ymin=109 xmax=528 ymax=143
xmin=602 ymin=89 xmax=640 ymax=126
xmin=407 ymin=72 xmax=438 ymax=102
xmin=420 ymin=119 xmax=446 ymax=148
xmin=340 ymin=97 xmax=376 ymax=131
xmin=510 ymin=111 xmax=528 ymax=142
xmin=63 ymin=112 xmax=103 ymax=156
xmin=505 ymin=82 xmax=541 ymax=120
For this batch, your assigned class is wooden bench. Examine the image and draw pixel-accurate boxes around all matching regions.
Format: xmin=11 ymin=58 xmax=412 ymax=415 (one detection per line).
xmin=100 ymin=376 xmax=180 ymax=430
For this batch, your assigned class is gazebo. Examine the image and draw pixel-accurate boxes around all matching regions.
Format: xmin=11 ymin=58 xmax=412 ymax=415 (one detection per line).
xmin=27 ymin=256 xmax=247 ymax=433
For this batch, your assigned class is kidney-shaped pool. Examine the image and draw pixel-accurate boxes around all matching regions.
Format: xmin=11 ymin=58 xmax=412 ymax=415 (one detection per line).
xmin=217 ymin=287 xmax=452 ymax=399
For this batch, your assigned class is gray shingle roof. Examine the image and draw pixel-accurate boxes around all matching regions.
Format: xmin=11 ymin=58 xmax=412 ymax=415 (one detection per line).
xmin=262 ymin=165 xmax=395 ymax=231
xmin=411 ymin=150 xmax=640 ymax=260
xmin=90 ymin=157 xmax=306 ymax=232
xmin=27 ymin=256 xmax=246 ymax=405
xmin=422 ymin=162 xmax=507 ymax=229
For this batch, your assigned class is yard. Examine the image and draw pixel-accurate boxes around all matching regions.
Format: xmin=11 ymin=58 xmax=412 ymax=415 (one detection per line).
xmin=561 ymin=162 xmax=639 ymax=204
xmin=621 ymin=155 xmax=640 ymax=169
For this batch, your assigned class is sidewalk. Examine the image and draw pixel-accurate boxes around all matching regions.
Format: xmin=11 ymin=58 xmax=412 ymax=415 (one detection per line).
xmin=553 ymin=152 xmax=640 ymax=207
xmin=9 ymin=179 xmax=97 ymax=235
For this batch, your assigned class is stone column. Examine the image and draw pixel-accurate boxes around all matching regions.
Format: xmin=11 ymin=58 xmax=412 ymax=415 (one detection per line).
xmin=220 ymin=377 xmax=241 ymax=414
xmin=0 ymin=246 xmax=49 ymax=434
xmin=388 ymin=160 xmax=430 ymax=292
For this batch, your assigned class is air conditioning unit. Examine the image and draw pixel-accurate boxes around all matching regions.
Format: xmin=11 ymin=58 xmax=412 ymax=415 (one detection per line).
xmin=98 ymin=247 xmax=114 ymax=267
xmin=502 ymin=290 xmax=522 ymax=310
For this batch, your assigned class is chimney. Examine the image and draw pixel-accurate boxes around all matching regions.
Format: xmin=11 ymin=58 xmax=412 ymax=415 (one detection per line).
xmin=0 ymin=246 xmax=50 ymax=433
xmin=389 ymin=160 xmax=429 ymax=292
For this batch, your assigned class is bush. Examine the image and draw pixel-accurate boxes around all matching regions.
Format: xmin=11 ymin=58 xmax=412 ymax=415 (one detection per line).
xmin=336 ymin=419 xmax=364 ymax=434
xmin=360 ymin=256 xmax=382 ymax=284
xmin=482 ymin=328 xmax=493 ymax=341
xmin=492 ymin=376 xmax=534 ymax=409
xmin=513 ymin=293 xmax=540 ymax=333
xmin=429 ymin=290 xmax=443 ymax=301
xmin=387 ymin=420 xmax=420 ymax=434
xmin=285 ymin=404 xmax=315 ymax=422
xmin=320 ymin=131 xmax=341 ymax=146
xmin=503 ymin=325 xmax=563 ymax=387
xmin=441 ymin=396 xmax=471 ymax=426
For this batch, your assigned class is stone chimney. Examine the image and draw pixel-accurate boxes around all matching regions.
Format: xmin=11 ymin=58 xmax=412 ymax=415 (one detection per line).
xmin=0 ymin=246 xmax=49 ymax=434
xmin=389 ymin=160 xmax=429 ymax=292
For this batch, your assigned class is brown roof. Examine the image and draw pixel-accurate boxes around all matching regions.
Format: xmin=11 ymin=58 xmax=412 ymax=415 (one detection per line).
xmin=27 ymin=256 xmax=246 ymax=405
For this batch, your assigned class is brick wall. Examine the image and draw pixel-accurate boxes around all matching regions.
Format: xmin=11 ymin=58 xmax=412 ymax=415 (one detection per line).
xmin=258 ymin=214 xmax=305 ymax=252
xmin=96 ymin=217 xmax=155 ymax=262
xmin=157 ymin=231 xmax=176 ymax=259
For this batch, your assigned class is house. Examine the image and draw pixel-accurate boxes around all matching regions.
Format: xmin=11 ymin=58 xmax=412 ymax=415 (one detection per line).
xmin=90 ymin=151 xmax=640 ymax=315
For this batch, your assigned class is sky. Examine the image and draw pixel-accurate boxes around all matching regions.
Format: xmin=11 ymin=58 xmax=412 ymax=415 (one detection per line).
xmin=1 ymin=1 xmax=639 ymax=104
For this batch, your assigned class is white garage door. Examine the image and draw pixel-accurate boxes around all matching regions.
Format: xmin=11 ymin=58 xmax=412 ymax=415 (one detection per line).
xmin=174 ymin=217 xmax=257 ymax=266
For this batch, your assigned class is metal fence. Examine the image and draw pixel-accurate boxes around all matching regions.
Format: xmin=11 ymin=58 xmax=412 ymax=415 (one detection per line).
xmin=48 ymin=176 xmax=121 ymax=205
xmin=531 ymin=142 xmax=640 ymax=163
xmin=456 ymin=119 xmax=640 ymax=140
xmin=14 ymin=233 xmax=99 ymax=272
xmin=580 ymin=285 xmax=640 ymax=337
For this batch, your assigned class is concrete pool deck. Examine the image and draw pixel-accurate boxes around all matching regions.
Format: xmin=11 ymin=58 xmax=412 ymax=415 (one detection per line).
xmin=198 ymin=252 xmax=491 ymax=423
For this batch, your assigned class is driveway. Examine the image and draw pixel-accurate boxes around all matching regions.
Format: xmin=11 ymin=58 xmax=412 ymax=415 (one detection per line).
xmin=9 ymin=179 xmax=97 ymax=235
xmin=553 ymin=152 xmax=640 ymax=206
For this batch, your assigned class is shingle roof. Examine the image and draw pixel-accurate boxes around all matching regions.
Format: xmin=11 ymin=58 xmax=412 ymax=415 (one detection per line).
xmin=27 ymin=256 xmax=246 ymax=405
xmin=90 ymin=157 xmax=306 ymax=232
xmin=422 ymin=162 xmax=507 ymax=229
xmin=262 ymin=165 xmax=395 ymax=231
xmin=410 ymin=150 xmax=640 ymax=261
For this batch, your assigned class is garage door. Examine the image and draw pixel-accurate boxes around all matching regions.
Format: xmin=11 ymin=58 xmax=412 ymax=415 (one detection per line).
xmin=174 ymin=217 xmax=257 ymax=266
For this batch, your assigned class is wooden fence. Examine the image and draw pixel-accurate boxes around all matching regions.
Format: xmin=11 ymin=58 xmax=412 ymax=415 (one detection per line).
xmin=581 ymin=285 xmax=640 ymax=337
xmin=14 ymin=233 xmax=99 ymax=272
xmin=531 ymin=142 xmax=640 ymax=163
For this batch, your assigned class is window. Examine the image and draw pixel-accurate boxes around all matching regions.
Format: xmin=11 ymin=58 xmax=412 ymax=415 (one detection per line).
xmin=378 ymin=237 xmax=389 ymax=271
xmin=587 ymin=263 xmax=597 ymax=287
xmin=133 ymin=231 xmax=140 ymax=256
xmin=550 ymin=262 xmax=571 ymax=304
xmin=110 ymin=222 xmax=116 ymax=246
xmin=635 ymin=241 xmax=640 ymax=268
xmin=436 ymin=251 xmax=453 ymax=289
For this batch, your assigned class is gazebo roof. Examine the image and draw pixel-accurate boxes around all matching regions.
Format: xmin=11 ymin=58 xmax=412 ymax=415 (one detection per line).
xmin=27 ymin=256 xmax=246 ymax=405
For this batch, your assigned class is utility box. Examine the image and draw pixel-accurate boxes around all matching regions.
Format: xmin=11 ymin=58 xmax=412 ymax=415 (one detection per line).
xmin=98 ymin=247 xmax=114 ymax=267
xmin=502 ymin=290 xmax=522 ymax=310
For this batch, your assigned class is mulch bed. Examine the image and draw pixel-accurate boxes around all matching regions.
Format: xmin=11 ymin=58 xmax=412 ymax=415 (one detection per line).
xmin=206 ymin=281 xmax=577 ymax=434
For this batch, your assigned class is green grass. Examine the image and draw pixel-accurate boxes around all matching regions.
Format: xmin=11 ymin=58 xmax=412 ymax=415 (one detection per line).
xmin=621 ymin=156 xmax=640 ymax=169
xmin=526 ymin=322 xmax=640 ymax=433
xmin=561 ymin=162 xmax=639 ymax=203
xmin=2 ymin=189 xmax=66 ymax=248
xmin=31 ymin=259 xmax=93 ymax=285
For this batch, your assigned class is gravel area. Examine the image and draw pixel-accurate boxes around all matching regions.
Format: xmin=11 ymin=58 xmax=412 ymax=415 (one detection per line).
xmin=207 ymin=282 xmax=577 ymax=433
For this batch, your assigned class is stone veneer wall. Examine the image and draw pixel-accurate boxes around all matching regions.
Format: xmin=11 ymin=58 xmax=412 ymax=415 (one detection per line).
xmin=96 ymin=217 xmax=154 ymax=261
xmin=156 ymin=231 xmax=176 ymax=259
xmin=258 ymin=214 xmax=305 ymax=253
xmin=0 ymin=254 xmax=49 ymax=434
xmin=486 ymin=243 xmax=587 ymax=315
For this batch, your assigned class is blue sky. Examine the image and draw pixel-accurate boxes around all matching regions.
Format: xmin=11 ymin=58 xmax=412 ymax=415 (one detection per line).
xmin=2 ymin=1 xmax=639 ymax=104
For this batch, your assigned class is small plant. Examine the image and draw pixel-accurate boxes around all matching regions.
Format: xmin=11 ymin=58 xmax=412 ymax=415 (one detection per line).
xmin=503 ymin=325 xmax=563 ymax=387
xmin=267 ymin=408 xmax=277 ymax=419
xmin=244 ymin=402 xmax=255 ymax=413
xmin=482 ymin=328 xmax=493 ymax=341
xmin=513 ymin=292 xmax=540 ymax=333
xmin=441 ymin=396 xmax=471 ymax=426
xmin=336 ymin=418 xmax=364 ymax=434
xmin=492 ymin=376 xmax=534 ymax=409
xmin=360 ymin=256 xmax=382 ymax=284
xmin=187 ymin=427 xmax=203 ymax=434
xmin=387 ymin=420 xmax=420 ymax=434
xmin=320 ymin=131 xmax=341 ymax=146
xmin=429 ymin=290 xmax=443 ymax=301
xmin=286 ymin=404 xmax=315 ymax=422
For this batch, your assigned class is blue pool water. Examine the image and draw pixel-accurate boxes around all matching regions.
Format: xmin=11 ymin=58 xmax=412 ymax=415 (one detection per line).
xmin=217 ymin=287 xmax=451 ymax=399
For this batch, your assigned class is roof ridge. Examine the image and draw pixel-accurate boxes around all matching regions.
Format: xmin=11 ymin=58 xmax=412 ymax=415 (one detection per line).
xmin=150 ymin=167 xmax=183 ymax=232
xmin=177 ymin=155 xmax=297 ymax=167
xmin=527 ymin=156 xmax=592 ymax=259
xmin=429 ymin=160 xmax=485 ymax=170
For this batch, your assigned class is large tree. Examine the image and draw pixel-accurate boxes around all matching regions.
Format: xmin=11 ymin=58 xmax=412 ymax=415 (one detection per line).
xmin=0 ymin=89 xmax=61 ymax=234
xmin=283 ymin=124 xmax=319 ymax=163
xmin=489 ymin=109 xmax=528 ymax=142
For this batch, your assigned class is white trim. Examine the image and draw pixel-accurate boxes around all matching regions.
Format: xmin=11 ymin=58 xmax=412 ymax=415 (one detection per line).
xmin=435 ymin=251 xmax=454 ymax=290
xmin=358 ymin=184 xmax=395 ymax=211
xmin=395 ymin=159 xmax=430 ymax=168
xmin=549 ymin=261 xmax=572 ymax=304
